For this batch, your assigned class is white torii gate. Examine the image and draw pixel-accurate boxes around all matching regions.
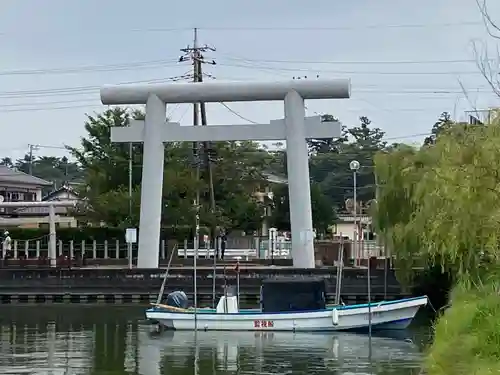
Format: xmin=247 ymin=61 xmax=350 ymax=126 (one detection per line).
xmin=0 ymin=201 xmax=76 ymax=267
xmin=100 ymin=79 xmax=350 ymax=269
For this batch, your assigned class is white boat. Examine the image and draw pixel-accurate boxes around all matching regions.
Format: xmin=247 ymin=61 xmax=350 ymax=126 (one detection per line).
xmin=146 ymin=278 xmax=427 ymax=332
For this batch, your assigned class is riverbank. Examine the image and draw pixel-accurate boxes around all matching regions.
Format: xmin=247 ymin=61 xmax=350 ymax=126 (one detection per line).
xmin=425 ymin=280 xmax=500 ymax=375
xmin=0 ymin=266 xmax=408 ymax=305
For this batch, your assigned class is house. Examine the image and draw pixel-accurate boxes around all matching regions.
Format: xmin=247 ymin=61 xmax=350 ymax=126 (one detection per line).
xmin=0 ymin=165 xmax=53 ymax=210
xmin=12 ymin=184 xmax=81 ymax=228
xmin=0 ymin=165 xmax=80 ymax=228
xmin=332 ymin=213 xmax=375 ymax=241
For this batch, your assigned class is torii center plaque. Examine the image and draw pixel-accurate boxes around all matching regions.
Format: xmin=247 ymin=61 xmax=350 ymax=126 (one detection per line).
xmin=100 ymin=78 xmax=351 ymax=269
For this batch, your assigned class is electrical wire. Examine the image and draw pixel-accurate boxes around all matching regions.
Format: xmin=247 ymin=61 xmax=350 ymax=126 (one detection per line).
xmin=193 ymin=21 xmax=484 ymax=31
xmin=0 ymin=21 xmax=483 ymax=37
xmin=218 ymin=55 xmax=486 ymax=65
xmin=216 ymin=62 xmax=484 ymax=76
xmin=0 ymin=59 xmax=180 ymax=76
xmin=0 ymin=103 xmax=103 ymax=113
xmin=219 ymin=103 xmax=260 ymax=124
xmin=0 ymin=73 xmax=193 ymax=99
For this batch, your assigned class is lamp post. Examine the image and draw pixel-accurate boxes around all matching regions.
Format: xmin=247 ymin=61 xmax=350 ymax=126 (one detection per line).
xmin=349 ymin=160 xmax=360 ymax=266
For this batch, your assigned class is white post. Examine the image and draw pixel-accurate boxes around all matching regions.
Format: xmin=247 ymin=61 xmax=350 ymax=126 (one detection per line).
xmin=137 ymin=94 xmax=165 ymax=269
xmin=350 ymin=160 xmax=360 ymax=266
xmin=48 ymin=205 xmax=57 ymax=267
xmin=284 ymin=90 xmax=315 ymax=269
xmin=353 ymin=171 xmax=357 ymax=265
xmin=128 ymin=243 xmax=132 ymax=269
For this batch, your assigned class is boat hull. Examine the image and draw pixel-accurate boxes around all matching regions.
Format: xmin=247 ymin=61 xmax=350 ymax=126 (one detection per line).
xmin=145 ymin=296 xmax=427 ymax=332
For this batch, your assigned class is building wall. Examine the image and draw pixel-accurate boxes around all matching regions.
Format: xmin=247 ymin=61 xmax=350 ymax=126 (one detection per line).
xmin=334 ymin=222 xmax=356 ymax=239
xmin=0 ymin=183 xmax=43 ymax=202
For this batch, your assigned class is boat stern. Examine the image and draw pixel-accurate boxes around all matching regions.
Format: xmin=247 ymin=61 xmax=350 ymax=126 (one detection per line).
xmin=145 ymin=306 xmax=176 ymax=329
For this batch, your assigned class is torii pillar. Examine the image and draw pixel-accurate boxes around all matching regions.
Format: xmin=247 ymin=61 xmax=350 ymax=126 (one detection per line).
xmin=101 ymin=79 xmax=350 ymax=269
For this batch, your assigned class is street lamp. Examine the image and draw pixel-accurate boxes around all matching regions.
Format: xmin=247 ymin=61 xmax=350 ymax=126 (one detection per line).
xmin=349 ymin=160 xmax=360 ymax=266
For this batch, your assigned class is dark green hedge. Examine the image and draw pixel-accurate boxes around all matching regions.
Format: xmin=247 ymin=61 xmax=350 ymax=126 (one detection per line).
xmin=1 ymin=226 xmax=209 ymax=242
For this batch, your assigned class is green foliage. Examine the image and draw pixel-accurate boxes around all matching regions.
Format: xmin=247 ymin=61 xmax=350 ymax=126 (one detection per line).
xmin=269 ymin=182 xmax=337 ymax=235
xmin=423 ymin=111 xmax=454 ymax=146
xmin=308 ymin=115 xmax=386 ymax=210
xmin=425 ymin=276 xmax=500 ymax=375
xmin=374 ymin=115 xmax=500 ymax=284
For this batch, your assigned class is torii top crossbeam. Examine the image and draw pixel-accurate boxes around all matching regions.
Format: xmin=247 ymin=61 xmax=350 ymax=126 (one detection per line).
xmin=101 ymin=78 xmax=351 ymax=105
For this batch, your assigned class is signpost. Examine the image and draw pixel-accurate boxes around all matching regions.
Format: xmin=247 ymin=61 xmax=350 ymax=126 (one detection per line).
xmin=125 ymin=228 xmax=137 ymax=269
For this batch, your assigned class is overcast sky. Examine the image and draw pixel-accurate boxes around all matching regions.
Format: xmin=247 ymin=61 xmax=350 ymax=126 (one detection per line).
xmin=1 ymin=0 xmax=499 ymax=161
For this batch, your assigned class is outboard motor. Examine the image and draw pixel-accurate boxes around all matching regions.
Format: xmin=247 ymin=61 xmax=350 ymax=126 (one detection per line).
xmin=165 ymin=291 xmax=189 ymax=309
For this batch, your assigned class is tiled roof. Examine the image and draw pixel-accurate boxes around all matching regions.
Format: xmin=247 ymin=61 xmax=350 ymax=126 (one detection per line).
xmin=262 ymin=172 xmax=288 ymax=184
xmin=0 ymin=166 xmax=52 ymax=186
xmin=42 ymin=184 xmax=80 ymax=201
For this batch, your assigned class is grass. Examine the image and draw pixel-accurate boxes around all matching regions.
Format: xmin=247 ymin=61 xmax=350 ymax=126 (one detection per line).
xmin=424 ymin=279 xmax=500 ymax=375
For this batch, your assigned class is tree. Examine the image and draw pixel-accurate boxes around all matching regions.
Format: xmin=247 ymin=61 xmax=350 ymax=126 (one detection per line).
xmin=375 ymin=109 xmax=500 ymax=375
xmin=5 ymin=153 xmax=82 ymax=194
xmin=309 ymin=115 xmax=386 ymax=210
xmin=373 ymin=111 xmax=500 ymax=283
xmin=307 ymin=114 xmax=347 ymax=154
xmin=269 ymin=182 xmax=337 ymax=236
xmin=0 ymin=157 xmax=13 ymax=168
xmin=423 ymin=112 xmax=454 ymax=145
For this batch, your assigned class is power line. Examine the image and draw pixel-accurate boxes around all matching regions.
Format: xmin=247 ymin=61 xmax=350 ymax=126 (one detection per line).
xmin=0 ymin=73 xmax=193 ymax=99
xmin=0 ymin=59 xmax=180 ymax=76
xmin=219 ymin=103 xmax=260 ymax=124
xmin=0 ymin=54 xmax=487 ymax=79
xmin=0 ymin=98 xmax=97 ymax=109
xmin=0 ymin=21 xmax=483 ymax=37
xmin=0 ymin=103 xmax=102 ymax=113
xmin=216 ymin=61 xmax=484 ymax=75
xmin=193 ymin=21 xmax=483 ymax=31
xmin=219 ymin=55 xmax=485 ymax=65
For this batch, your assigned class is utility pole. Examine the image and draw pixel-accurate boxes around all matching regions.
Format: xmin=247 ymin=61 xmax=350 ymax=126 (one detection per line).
xmin=27 ymin=144 xmax=39 ymax=175
xmin=180 ymin=28 xmax=218 ymax=251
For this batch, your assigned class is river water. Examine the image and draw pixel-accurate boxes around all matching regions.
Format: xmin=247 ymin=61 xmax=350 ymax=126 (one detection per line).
xmin=0 ymin=306 xmax=431 ymax=375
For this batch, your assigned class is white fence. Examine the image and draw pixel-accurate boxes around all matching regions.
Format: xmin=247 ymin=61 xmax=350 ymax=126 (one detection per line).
xmin=2 ymin=239 xmax=384 ymax=260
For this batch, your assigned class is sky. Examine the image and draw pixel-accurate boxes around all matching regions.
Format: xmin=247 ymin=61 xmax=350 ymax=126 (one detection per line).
xmin=1 ymin=0 xmax=499 ymax=161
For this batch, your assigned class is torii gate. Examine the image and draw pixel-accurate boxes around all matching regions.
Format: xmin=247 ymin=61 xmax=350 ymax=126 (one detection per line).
xmin=100 ymin=79 xmax=350 ymax=269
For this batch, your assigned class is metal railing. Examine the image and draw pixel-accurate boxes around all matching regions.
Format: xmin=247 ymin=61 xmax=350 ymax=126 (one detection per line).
xmin=2 ymin=239 xmax=386 ymax=261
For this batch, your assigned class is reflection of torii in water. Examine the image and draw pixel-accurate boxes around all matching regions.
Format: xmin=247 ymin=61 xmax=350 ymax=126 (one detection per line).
xmin=138 ymin=330 xmax=420 ymax=374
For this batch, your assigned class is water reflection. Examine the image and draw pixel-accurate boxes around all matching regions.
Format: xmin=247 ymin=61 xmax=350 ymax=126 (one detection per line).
xmin=147 ymin=330 xmax=423 ymax=375
xmin=0 ymin=306 xmax=425 ymax=375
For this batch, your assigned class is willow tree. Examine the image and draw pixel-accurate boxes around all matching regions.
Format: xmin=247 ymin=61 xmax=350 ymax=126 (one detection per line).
xmin=373 ymin=112 xmax=500 ymax=284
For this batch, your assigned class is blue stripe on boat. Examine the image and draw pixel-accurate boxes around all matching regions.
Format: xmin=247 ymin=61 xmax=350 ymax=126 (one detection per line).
xmin=146 ymin=295 xmax=428 ymax=316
